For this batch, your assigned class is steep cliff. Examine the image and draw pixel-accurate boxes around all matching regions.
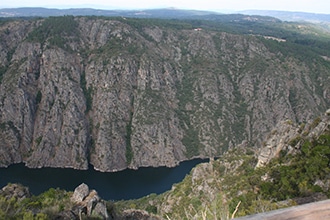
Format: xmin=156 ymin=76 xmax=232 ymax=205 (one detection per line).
xmin=257 ymin=109 xmax=330 ymax=167
xmin=0 ymin=16 xmax=329 ymax=171
xmin=115 ymin=110 xmax=330 ymax=219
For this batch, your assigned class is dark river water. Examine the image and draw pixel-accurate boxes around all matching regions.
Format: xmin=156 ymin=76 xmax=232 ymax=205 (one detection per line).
xmin=0 ymin=159 xmax=207 ymax=200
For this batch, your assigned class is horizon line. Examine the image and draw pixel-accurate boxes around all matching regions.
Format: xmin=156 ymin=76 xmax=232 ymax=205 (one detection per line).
xmin=0 ymin=6 xmax=330 ymax=15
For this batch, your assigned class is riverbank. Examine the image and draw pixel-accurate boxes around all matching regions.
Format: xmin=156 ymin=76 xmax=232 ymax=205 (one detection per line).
xmin=0 ymin=159 xmax=208 ymax=200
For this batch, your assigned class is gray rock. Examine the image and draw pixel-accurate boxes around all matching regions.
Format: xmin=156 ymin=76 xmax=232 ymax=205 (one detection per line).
xmin=256 ymin=111 xmax=330 ymax=167
xmin=0 ymin=17 xmax=329 ymax=171
xmin=93 ymin=202 xmax=110 ymax=220
xmin=71 ymin=183 xmax=89 ymax=203
xmin=0 ymin=183 xmax=31 ymax=201
xmin=71 ymin=183 xmax=110 ymax=219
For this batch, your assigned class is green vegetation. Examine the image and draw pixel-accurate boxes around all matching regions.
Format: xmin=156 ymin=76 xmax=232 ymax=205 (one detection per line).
xmin=35 ymin=136 xmax=43 ymax=146
xmin=115 ymin=15 xmax=330 ymax=58
xmin=36 ymin=91 xmax=42 ymax=105
xmin=4 ymin=12 xmax=330 ymax=58
xmin=80 ymin=71 xmax=93 ymax=113
xmin=260 ymin=133 xmax=330 ymax=201
xmin=26 ymin=16 xmax=78 ymax=50
xmin=203 ymin=16 xmax=330 ymax=57
xmin=118 ymin=17 xmax=193 ymax=32
xmin=92 ymin=34 xmax=145 ymax=63
xmin=176 ymin=67 xmax=202 ymax=157
xmin=0 ymin=46 xmax=17 ymax=84
xmin=114 ymin=121 xmax=330 ymax=219
xmin=1 ymin=115 xmax=329 ymax=219
xmin=0 ymin=66 xmax=7 ymax=84
xmin=0 ymin=186 xmax=72 ymax=220
xmin=94 ymin=36 xmax=125 ymax=57
xmin=126 ymin=99 xmax=134 ymax=165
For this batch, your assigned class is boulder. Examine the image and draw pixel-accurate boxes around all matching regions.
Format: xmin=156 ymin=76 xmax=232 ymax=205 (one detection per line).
xmin=0 ymin=183 xmax=31 ymax=201
xmin=71 ymin=183 xmax=110 ymax=220
xmin=93 ymin=202 xmax=110 ymax=219
xmin=71 ymin=183 xmax=89 ymax=203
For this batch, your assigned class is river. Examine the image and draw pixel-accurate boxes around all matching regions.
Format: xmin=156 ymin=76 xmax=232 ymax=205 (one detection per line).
xmin=0 ymin=159 xmax=208 ymax=200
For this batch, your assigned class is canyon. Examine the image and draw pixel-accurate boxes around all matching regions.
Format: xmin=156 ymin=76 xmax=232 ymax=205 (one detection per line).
xmin=0 ymin=16 xmax=329 ymax=172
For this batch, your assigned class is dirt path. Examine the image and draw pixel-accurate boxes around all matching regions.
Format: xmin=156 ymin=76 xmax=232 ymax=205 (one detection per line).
xmin=235 ymin=199 xmax=330 ymax=220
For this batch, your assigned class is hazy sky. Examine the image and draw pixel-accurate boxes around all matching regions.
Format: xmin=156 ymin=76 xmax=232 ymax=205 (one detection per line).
xmin=1 ymin=0 xmax=330 ymax=14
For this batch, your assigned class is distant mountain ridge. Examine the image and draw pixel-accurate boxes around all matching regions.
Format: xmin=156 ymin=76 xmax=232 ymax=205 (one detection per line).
xmin=1 ymin=7 xmax=330 ymax=23
xmin=240 ymin=10 xmax=330 ymax=23
xmin=0 ymin=7 xmax=220 ymax=18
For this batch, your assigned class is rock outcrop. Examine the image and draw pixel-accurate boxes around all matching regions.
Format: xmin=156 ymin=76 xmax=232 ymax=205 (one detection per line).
xmin=257 ymin=109 xmax=330 ymax=167
xmin=139 ymin=110 xmax=330 ymax=219
xmin=70 ymin=183 xmax=109 ymax=220
xmin=0 ymin=16 xmax=329 ymax=171
xmin=0 ymin=183 xmax=31 ymax=201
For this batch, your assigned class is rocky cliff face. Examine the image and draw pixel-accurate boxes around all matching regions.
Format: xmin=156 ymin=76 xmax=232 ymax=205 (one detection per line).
xmin=0 ymin=17 xmax=329 ymax=171
xmin=126 ymin=110 xmax=330 ymax=219
xmin=257 ymin=109 xmax=330 ymax=167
